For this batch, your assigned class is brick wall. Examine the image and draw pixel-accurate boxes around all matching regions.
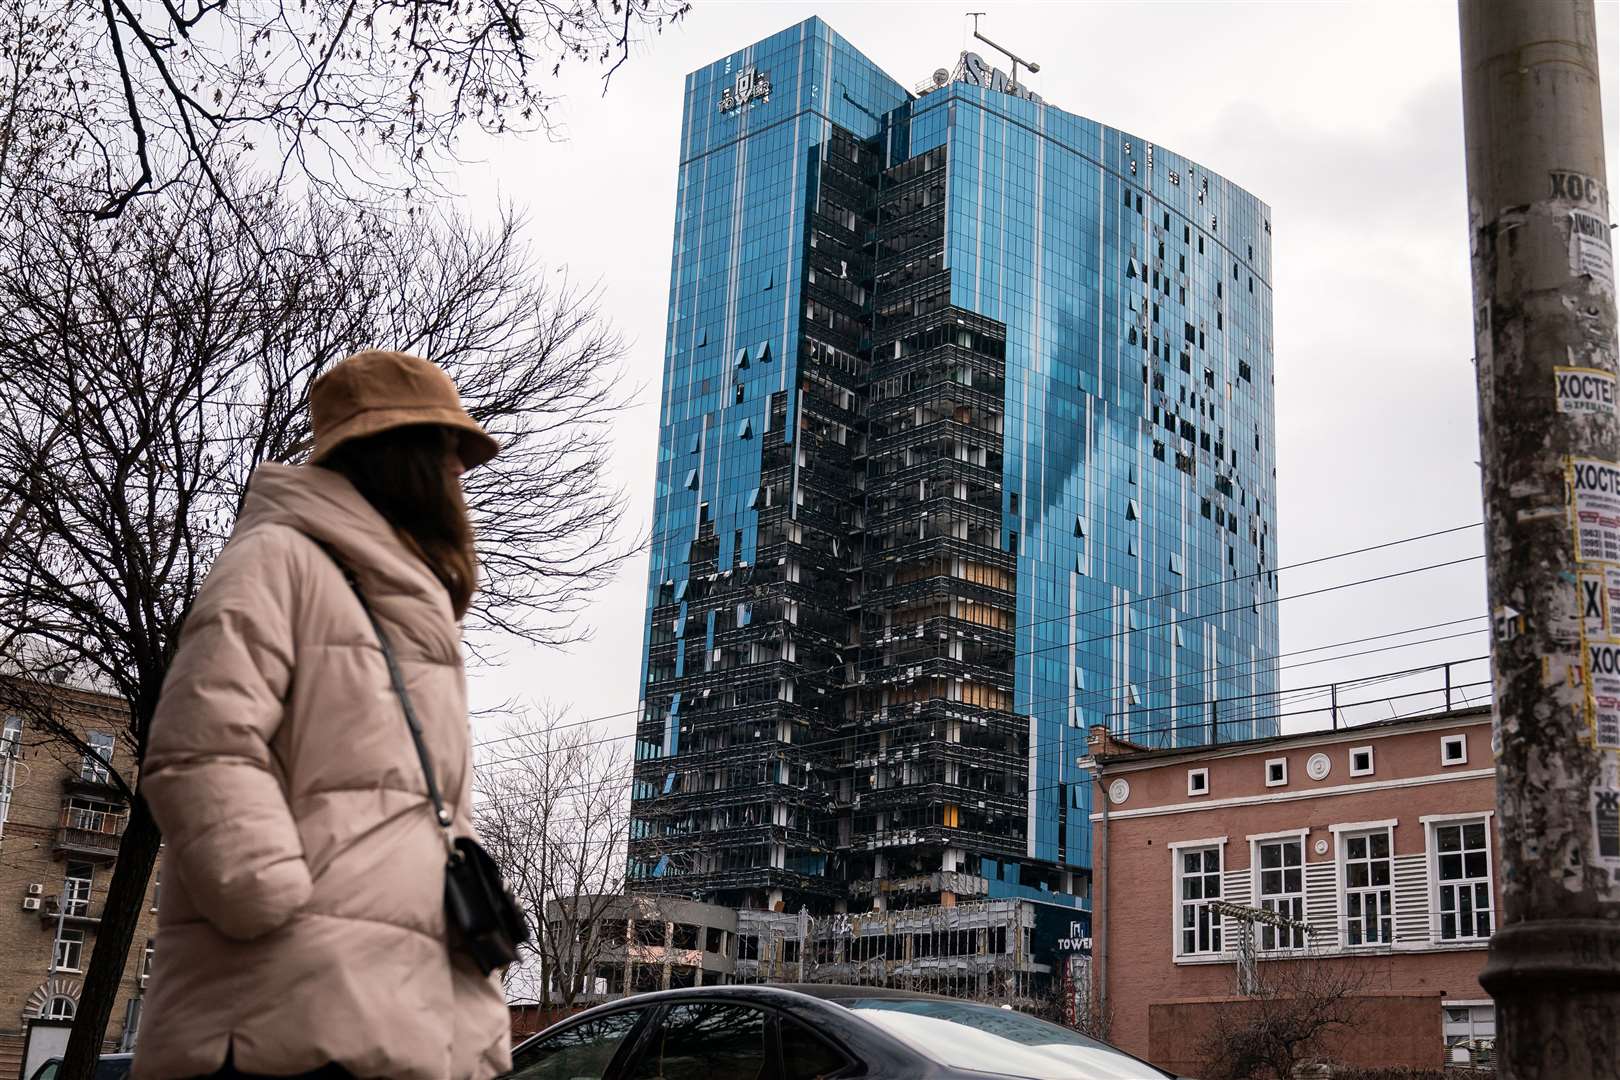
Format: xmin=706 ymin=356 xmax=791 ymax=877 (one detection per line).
xmin=509 ymin=1004 xmax=587 ymax=1042
xmin=1147 ymin=992 xmax=1445 ymax=1076
xmin=1093 ymin=710 xmax=1498 ymax=1073
xmin=0 ymin=684 xmax=161 ymax=1053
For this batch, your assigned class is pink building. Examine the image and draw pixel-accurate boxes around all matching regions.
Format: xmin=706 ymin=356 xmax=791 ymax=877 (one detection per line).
xmin=1090 ymin=706 xmax=1499 ymax=1075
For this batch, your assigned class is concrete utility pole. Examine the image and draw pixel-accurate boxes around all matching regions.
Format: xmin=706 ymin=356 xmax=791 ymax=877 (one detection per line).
xmin=1459 ymin=2 xmax=1620 ymax=1077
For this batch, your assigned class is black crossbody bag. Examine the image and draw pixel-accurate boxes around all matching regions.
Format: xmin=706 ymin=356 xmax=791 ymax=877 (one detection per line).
xmin=320 ymin=544 xmax=529 ymax=975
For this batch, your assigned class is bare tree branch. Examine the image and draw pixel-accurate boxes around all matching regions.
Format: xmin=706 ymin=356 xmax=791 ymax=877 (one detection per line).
xmin=475 ymin=708 xmax=632 ymax=1009
xmin=0 ymin=169 xmax=634 ymax=1073
xmin=0 ymin=0 xmax=691 ymax=215
xmin=1197 ymin=957 xmax=1384 ymax=1080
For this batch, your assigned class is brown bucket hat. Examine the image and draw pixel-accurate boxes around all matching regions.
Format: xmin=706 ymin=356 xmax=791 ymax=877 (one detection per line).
xmin=308 ymin=350 xmax=499 ymax=469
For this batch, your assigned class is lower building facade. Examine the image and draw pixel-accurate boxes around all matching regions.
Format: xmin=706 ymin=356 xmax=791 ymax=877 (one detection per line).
xmin=543 ymin=892 xmax=1090 ymax=1018
xmin=0 ymin=685 xmax=161 ymax=1074
xmin=1090 ymin=706 xmax=1499 ymax=1075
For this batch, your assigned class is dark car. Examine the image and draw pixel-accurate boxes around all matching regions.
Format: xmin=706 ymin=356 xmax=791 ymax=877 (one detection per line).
xmin=26 ymin=1053 xmax=134 ymax=1080
xmin=504 ymin=984 xmax=1176 ymax=1080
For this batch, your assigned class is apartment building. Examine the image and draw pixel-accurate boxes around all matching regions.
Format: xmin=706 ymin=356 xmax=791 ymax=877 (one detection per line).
xmin=1090 ymin=706 xmax=1498 ymax=1074
xmin=0 ymin=684 xmax=160 ymax=1073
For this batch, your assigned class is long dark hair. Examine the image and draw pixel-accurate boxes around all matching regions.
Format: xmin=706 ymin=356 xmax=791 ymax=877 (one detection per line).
xmin=321 ymin=424 xmax=477 ymax=619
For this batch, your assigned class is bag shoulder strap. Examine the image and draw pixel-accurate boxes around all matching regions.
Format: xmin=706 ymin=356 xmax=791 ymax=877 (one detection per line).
xmin=310 ymin=540 xmax=456 ymax=850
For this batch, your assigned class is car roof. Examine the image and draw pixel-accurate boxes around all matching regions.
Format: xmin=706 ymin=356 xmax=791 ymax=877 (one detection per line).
xmin=515 ymin=984 xmax=952 ymax=1053
xmin=535 ymin=983 xmax=953 ymax=1017
xmin=514 ymin=984 xmax=1045 ymax=1050
xmin=763 ymin=984 xmax=967 ymax=1003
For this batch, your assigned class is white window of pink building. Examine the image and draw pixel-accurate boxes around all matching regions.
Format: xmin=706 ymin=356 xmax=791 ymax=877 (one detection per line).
xmin=1252 ymin=832 xmax=1306 ymax=950
xmin=1336 ymin=825 xmax=1394 ymax=946
xmin=1172 ymin=840 xmax=1224 ymax=956
xmin=1425 ymin=814 xmax=1495 ymax=941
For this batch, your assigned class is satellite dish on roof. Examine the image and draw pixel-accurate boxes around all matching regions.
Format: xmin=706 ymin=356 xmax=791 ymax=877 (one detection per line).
xmin=933 ymin=68 xmax=950 ymax=87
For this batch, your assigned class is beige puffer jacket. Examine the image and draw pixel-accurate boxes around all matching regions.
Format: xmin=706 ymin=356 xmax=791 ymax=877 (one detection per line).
xmin=133 ymin=463 xmax=511 ymax=1080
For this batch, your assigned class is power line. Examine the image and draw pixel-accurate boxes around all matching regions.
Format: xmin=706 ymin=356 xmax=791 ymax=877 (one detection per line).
xmin=0 ymin=659 xmax=1494 ymax=865
xmin=469 ymin=650 xmax=1493 ymax=815
xmin=471 ymin=521 xmax=1484 ymax=752
xmin=470 ymin=549 xmax=1486 ymax=772
xmin=471 ymin=621 xmax=1491 ymax=782
xmin=472 ymin=672 xmax=1497 ymax=830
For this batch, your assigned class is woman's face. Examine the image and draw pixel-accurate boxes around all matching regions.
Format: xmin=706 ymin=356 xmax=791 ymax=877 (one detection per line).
xmin=443 ymin=429 xmax=466 ymax=481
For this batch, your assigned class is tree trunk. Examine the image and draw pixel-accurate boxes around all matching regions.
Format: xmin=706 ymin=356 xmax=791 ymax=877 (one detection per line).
xmin=59 ymin=796 xmax=161 ymax=1080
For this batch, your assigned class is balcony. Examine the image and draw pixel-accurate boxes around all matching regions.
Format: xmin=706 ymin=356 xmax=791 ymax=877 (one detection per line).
xmin=62 ymin=771 xmax=123 ymax=800
xmin=38 ymin=895 xmax=102 ymax=927
xmin=53 ymin=800 xmax=126 ymax=861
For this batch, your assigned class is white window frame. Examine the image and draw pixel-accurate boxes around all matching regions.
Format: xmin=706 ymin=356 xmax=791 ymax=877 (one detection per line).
xmin=0 ymin=715 xmax=19 ymax=834
xmin=1249 ymin=828 xmax=1308 ymax=951
xmin=1442 ymin=1001 xmax=1496 ymax=1059
xmin=1331 ymin=820 xmax=1397 ymax=948
xmin=54 ymin=927 xmax=85 ymax=972
xmin=1186 ymin=768 xmax=1210 ymax=796
xmin=1264 ymin=757 xmax=1288 ymax=787
xmin=44 ymin=996 xmax=76 ymax=1020
xmin=1440 ymin=734 xmax=1468 ymax=767
xmin=1349 ymin=745 xmax=1375 ymax=777
xmin=63 ymin=861 xmax=94 ymax=917
xmin=82 ymin=731 xmax=115 ymax=783
xmin=1423 ymin=812 xmax=1496 ymax=943
xmin=1170 ymin=837 xmax=1227 ymax=957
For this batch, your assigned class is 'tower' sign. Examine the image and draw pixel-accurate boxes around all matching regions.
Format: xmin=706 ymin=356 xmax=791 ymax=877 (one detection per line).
xmin=718 ymin=67 xmax=772 ymax=113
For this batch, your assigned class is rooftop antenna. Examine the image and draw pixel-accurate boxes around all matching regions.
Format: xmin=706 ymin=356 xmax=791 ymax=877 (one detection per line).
xmin=967 ymin=12 xmax=1041 ymax=90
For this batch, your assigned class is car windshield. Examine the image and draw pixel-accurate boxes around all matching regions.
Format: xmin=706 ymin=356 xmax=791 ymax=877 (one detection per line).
xmin=842 ymin=999 xmax=1172 ymax=1080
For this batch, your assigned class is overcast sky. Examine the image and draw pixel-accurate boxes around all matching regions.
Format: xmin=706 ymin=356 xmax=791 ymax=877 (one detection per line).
xmin=453 ymin=1 xmax=1620 ymax=745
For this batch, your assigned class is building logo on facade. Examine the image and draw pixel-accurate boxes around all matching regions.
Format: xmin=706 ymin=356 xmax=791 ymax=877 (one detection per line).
xmin=719 ymin=67 xmax=772 ymax=113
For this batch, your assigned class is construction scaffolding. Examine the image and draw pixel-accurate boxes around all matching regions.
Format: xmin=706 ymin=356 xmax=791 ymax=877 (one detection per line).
xmin=733 ymin=900 xmax=1053 ymax=1009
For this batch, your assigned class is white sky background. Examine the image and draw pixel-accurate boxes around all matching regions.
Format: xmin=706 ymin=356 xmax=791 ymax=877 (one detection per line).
xmin=453 ymin=1 xmax=1620 ymax=745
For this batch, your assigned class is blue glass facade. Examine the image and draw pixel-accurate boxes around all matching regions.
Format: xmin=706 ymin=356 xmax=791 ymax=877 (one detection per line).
xmin=630 ymin=18 xmax=1277 ymax=911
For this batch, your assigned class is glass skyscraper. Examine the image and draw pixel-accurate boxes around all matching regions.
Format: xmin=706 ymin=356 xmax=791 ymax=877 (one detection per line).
xmin=630 ymin=18 xmax=1278 ymax=914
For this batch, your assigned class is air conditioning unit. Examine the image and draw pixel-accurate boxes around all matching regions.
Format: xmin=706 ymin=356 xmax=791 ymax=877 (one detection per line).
xmin=22 ymin=897 xmax=41 ymax=911
xmin=27 ymin=883 xmax=43 ymax=896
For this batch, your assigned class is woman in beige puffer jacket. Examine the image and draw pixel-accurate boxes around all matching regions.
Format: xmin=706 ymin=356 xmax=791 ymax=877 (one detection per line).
xmin=133 ymin=351 xmax=513 ymax=1080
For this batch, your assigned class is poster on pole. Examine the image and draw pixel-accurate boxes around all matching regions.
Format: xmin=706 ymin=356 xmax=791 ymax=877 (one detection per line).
xmin=1569 ymin=209 xmax=1615 ymax=297
xmin=1581 ymin=572 xmax=1609 ymax=639
xmin=1606 ymin=566 xmax=1620 ymax=635
xmin=1570 ymin=459 xmax=1620 ymax=565
xmin=1555 ymin=366 xmax=1618 ymax=419
xmin=1594 ymin=759 xmax=1620 ymax=891
xmin=1589 ymin=642 xmax=1620 ymax=750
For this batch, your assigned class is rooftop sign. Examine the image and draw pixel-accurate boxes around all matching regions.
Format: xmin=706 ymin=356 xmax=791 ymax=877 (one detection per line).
xmin=956 ymin=51 xmax=1044 ymax=104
